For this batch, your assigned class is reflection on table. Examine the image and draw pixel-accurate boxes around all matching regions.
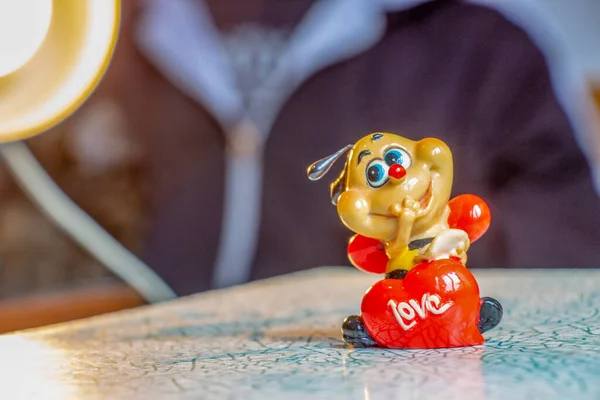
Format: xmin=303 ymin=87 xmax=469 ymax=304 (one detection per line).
xmin=1 ymin=267 xmax=600 ymax=399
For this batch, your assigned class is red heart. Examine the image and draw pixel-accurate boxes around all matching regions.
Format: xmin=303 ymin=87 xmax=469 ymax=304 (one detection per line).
xmin=448 ymin=194 xmax=491 ymax=243
xmin=347 ymin=234 xmax=388 ymax=274
xmin=361 ymin=258 xmax=484 ymax=349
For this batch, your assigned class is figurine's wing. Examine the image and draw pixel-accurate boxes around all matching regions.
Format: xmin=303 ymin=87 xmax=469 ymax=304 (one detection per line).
xmin=447 ymin=194 xmax=491 ymax=243
xmin=347 ymin=234 xmax=388 ymax=274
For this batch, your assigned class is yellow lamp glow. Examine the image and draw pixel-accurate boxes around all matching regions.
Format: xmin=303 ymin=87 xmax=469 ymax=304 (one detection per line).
xmin=0 ymin=0 xmax=120 ymax=142
xmin=0 ymin=0 xmax=53 ymax=78
xmin=0 ymin=0 xmax=175 ymax=303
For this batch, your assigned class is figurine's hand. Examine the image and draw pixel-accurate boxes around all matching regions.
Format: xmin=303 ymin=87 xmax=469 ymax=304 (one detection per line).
xmin=403 ymin=196 xmax=421 ymax=213
xmin=387 ymin=197 xmax=419 ymax=258
xmin=390 ymin=197 xmax=420 ymax=218
xmin=390 ymin=202 xmax=402 ymax=217
xmin=419 ymin=229 xmax=470 ymax=264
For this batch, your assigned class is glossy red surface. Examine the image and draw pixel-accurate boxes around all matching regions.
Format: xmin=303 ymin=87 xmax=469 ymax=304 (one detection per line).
xmin=447 ymin=194 xmax=491 ymax=242
xmin=388 ymin=163 xmax=407 ymax=180
xmin=361 ymin=258 xmax=484 ymax=348
xmin=347 ymin=234 xmax=388 ymax=274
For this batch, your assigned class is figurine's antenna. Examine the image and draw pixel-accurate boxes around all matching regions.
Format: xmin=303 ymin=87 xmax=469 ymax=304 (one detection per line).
xmin=307 ymin=144 xmax=352 ymax=181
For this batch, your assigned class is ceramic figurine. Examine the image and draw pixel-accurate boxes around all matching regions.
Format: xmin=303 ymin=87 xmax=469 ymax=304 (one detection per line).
xmin=307 ymin=132 xmax=503 ymax=349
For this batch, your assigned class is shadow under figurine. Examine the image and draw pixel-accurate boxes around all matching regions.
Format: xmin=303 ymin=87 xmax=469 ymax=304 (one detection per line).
xmin=307 ymin=133 xmax=503 ymax=349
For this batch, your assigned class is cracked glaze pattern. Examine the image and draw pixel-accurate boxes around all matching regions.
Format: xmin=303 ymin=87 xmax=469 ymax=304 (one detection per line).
xmin=2 ymin=268 xmax=600 ymax=399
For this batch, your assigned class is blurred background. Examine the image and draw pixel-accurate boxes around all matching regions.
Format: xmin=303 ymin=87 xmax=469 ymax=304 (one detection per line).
xmin=0 ymin=0 xmax=599 ymax=333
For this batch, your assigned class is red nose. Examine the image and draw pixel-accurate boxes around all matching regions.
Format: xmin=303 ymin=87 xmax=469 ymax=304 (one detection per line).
xmin=389 ymin=164 xmax=406 ymax=180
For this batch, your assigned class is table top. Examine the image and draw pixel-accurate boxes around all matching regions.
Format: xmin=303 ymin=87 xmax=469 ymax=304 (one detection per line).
xmin=2 ymin=267 xmax=600 ymax=399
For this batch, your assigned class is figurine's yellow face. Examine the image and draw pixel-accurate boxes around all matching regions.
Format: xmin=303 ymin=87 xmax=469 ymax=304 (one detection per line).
xmin=335 ymin=133 xmax=453 ymax=241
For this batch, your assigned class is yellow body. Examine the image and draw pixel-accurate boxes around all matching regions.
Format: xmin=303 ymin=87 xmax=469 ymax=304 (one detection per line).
xmin=333 ymin=133 xmax=461 ymax=272
xmin=385 ymin=247 xmax=420 ymax=273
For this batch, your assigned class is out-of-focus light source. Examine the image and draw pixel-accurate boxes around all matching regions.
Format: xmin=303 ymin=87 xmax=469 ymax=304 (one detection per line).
xmin=0 ymin=0 xmax=53 ymax=77
xmin=0 ymin=0 xmax=120 ymax=142
xmin=0 ymin=0 xmax=176 ymax=305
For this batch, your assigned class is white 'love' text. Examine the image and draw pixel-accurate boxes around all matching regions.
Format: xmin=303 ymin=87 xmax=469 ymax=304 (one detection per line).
xmin=387 ymin=293 xmax=453 ymax=330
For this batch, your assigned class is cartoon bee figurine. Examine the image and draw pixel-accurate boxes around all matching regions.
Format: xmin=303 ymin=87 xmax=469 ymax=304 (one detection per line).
xmin=308 ymin=133 xmax=503 ymax=349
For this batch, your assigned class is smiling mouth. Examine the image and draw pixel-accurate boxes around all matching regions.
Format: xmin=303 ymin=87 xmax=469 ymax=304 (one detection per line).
xmin=369 ymin=179 xmax=435 ymax=219
xmin=417 ymin=179 xmax=434 ymax=216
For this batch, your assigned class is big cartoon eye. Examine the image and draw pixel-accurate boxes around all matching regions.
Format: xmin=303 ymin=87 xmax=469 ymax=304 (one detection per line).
xmin=384 ymin=148 xmax=411 ymax=169
xmin=365 ymin=159 xmax=389 ymax=188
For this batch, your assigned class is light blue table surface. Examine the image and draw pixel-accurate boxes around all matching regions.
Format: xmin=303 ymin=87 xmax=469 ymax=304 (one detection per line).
xmin=1 ymin=267 xmax=600 ymax=399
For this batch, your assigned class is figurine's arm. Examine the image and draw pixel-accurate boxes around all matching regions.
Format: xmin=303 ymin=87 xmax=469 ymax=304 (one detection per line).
xmin=417 ymin=229 xmax=470 ymax=264
xmin=385 ymin=197 xmax=420 ymax=258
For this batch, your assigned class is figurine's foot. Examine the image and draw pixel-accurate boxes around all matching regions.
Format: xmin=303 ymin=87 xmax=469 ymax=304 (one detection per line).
xmin=342 ymin=315 xmax=377 ymax=348
xmin=478 ymin=297 xmax=503 ymax=333
xmin=385 ymin=269 xmax=408 ymax=279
